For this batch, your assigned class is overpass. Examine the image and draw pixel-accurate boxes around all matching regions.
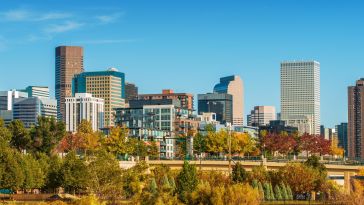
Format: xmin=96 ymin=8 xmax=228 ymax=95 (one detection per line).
xmin=121 ymin=159 xmax=364 ymax=192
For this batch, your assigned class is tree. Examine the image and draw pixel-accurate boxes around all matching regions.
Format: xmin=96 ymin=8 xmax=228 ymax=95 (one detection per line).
xmin=286 ymin=185 xmax=293 ymax=200
xmin=88 ymin=150 xmax=123 ymax=202
xmin=274 ymin=184 xmax=283 ymax=200
xmin=280 ymin=163 xmax=318 ymax=196
xmin=258 ymin=182 xmax=265 ymax=201
xmin=205 ymin=129 xmax=225 ymax=156
xmin=20 ymin=154 xmax=45 ymax=191
xmin=0 ymin=143 xmax=24 ymax=190
xmin=176 ymin=161 xmax=198 ymax=202
xmin=102 ymin=126 xmax=129 ymax=157
xmin=148 ymin=141 xmax=160 ymax=159
xmin=57 ymin=132 xmax=84 ymax=153
xmin=30 ymin=116 xmax=66 ymax=155
xmin=269 ymin=183 xmax=275 ymax=201
xmin=76 ymin=120 xmax=101 ymax=155
xmin=8 ymin=120 xmax=31 ymax=151
xmin=230 ymin=132 xmax=256 ymax=156
xmin=0 ymin=119 xmax=11 ymax=142
xmin=149 ymin=178 xmax=158 ymax=195
xmin=263 ymin=182 xmax=271 ymax=201
xmin=61 ymin=151 xmax=90 ymax=194
xmin=193 ymin=132 xmax=206 ymax=157
xmin=280 ymin=182 xmax=289 ymax=200
xmin=252 ymin=179 xmax=258 ymax=188
xmin=44 ymin=155 xmax=63 ymax=192
xmin=232 ymin=162 xmax=249 ymax=183
xmin=250 ymin=166 xmax=269 ymax=183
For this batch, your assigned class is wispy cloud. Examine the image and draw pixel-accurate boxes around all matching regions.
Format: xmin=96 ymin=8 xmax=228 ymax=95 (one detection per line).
xmin=95 ymin=12 xmax=123 ymax=23
xmin=76 ymin=39 xmax=139 ymax=45
xmin=44 ymin=21 xmax=84 ymax=33
xmin=0 ymin=8 xmax=71 ymax=22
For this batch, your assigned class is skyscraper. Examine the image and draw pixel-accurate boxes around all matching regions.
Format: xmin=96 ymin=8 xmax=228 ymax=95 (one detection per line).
xmin=55 ymin=46 xmax=84 ymax=121
xmin=125 ymin=82 xmax=138 ymax=103
xmin=348 ymin=79 xmax=364 ymax=159
xmin=198 ymin=93 xmax=233 ymax=124
xmin=13 ymin=97 xmax=57 ymax=128
xmin=336 ymin=122 xmax=348 ymax=157
xmin=247 ymin=106 xmax=276 ymax=127
xmin=21 ymin=86 xmax=49 ymax=98
xmin=73 ymin=68 xmax=125 ymax=127
xmin=280 ymin=61 xmax=320 ymax=135
xmin=65 ymin=93 xmax=104 ymax=132
xmin=213 ymin=75 xmax=244 ymax=126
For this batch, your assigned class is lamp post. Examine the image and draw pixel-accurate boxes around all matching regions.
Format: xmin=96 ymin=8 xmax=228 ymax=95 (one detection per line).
xmin=226 ymin=122 xmax=232 ymax=175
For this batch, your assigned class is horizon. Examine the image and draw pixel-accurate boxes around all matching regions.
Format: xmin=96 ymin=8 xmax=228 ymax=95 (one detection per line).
xmin=1 ymin=0 xmax=364 ymax=128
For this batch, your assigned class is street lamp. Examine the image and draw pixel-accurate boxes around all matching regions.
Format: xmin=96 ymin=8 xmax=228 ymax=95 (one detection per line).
xmin=226 ymin=122 xmax=232 ymax=175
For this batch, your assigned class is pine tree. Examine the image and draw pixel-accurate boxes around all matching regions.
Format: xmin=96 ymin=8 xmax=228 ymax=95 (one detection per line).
xmin=176 ymin=161 xmax=198 ymax=203
xmin=232 ymin=162 xmax=248 ymax=183
xmin=169 ymin=176 xmax=176 ymax=192
xmin=280 ymin=182 xmax=288 ymax=200
xmin=269 ymin=183 xmax=275 ymax=201
xmin=258 ymin=181 xmax=265 ymax=201
xmin=252 ymin=179 xmax=258 ymax=189
xmin=161 ymin=174 xmax=171 ymax=191
xmin=274 ymin=184 xmax=283 ymax=200
xmin=263 ymin=182 xmax=271 ymax=201
xmin=286 ymin=185 xmax=293 ymax=200
xmin=149 ymin=178 xmax=158 ymax=194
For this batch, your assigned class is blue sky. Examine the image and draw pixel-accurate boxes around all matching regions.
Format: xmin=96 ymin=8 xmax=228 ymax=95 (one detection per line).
xmin=0 ymin=0 xmax=363 ymax=127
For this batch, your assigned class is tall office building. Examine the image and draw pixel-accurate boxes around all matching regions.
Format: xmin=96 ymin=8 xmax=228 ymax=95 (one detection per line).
xmin=125 ymin=82 xmax=138 ymax=103
xmin=13 ymin=97 xmax=57 ymax=128
xmin=336 ymin=122 xmax=348 ymax=157
xmin=213 ymin=75 xmax=244 ymax=126
xmin=21 ymin=86 xmax=49 ymax=98
xmin=348 ymin=79 xmax=364 ymax=159
xmin=0 ymin=90 xmax=28 ymax=124
xmin=73 ymin=68 xmax=125 ymax=127
xmin=65 ymin=93 xmax=104 ymax=132
xmin=55 ymin=46 xmax=84 ymax=121
xmin=280 ymin=61 xmax=320 ymax=135
xmin=247 ymin=106 xmax=276 ymax=127
xmin=198 ymin=93 xmax=233 ymax=124
xmin=139 ymin=89 xmax=194 ymax=111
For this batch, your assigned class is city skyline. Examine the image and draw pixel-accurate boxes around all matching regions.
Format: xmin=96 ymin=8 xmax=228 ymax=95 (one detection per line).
xmin=1 ymin=1 xmax=364 ymax=127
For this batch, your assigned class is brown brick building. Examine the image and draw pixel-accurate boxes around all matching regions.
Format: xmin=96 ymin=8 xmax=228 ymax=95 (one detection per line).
xmin=55 ymin=46 xmax=84 ymax=121
xmin=138 ymin=89 xmax=194 ymax=111
xmin=348 ymin=78 xmax=364 ymax=159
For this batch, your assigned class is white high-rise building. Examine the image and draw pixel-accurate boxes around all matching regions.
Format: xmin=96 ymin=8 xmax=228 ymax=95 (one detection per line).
xmin=247 ymin=106 xmax=276 ymax=126
xmin=65 ymin=93 xmax=104 ymax=132
xmin=214 ymin=75 xmax=244 ymax=126
xmin=280 ymin=61 xmax=320 ymax=135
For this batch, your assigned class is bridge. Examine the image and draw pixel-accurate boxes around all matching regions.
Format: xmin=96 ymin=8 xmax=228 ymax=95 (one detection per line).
xmin=120 ymin=159 xmax=364 ymax=192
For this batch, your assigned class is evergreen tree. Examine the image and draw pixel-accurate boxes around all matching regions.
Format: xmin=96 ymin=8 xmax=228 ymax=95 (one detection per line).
xmin=274 ymin=184 xmax=283 ymax=200
xmin=149 ymin=178 xmax=158 ymax=195
xmin=176 ymin=161 xmax=198 ymax=203
xmin=280 ymin=182 xmax=288 ymax=200
xmin=258 ymin=181 xmax=265 ymax=201
xmin=169 ymin=176 xmax=176 ymax=192
xmin=286 ymin=185 xmax=293 ymax=200
xmin=263 ymin=182 xmax=271 ymax=201
xmin=232 ymin=162 xmax=249 ymax=183
xmin=269 ymin=183 xmax=275 ymax=201
xmin=252 ymin=179 xmax=258 ymax=188
xmin=161 ymin=174 xmax=171 ymax=191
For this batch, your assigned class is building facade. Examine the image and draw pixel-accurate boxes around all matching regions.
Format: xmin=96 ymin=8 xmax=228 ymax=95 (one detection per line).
xmin=259 ymin=120 xmax=298 ymax=135
xmin=13 ymin=97 xmax=57 ymax=128
xmin=247 ymin=106 xmax=276 ymax=127
xmin=65 ymin=93 xmax=104 ymax=132
xmin=213 ymin=75 xmax=244 ymax=126
xmin=348 ymin=79 xmax=364 ymax=159
xmin=21 ymin=86 xmax=49 ymax=98
xmin=139 ymin=89 xmax=194 ymax=111
xmin=336 ymin=123 xmax=348 ymax=157
xmin=280 ymin=61 xmax=320 ymax=135
xmin=125 ymin=82 xmax=138 ymax=103
xmin=55 ymin=46 xmax=84 ymax=121
xmin=73 ymin=68 xmax=125 ymax=127
xmin=0 ymin=90 xmax=28 ymax=124
xmin=198 ymin=93 xmax=233 ymax=124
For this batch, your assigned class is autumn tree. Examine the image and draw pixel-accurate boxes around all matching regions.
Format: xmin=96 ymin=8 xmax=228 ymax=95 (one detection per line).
xmin=102 ymin=126 xmax=130 ymax=158
xmin=232 ymin=162 xmax=249 ymax=183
